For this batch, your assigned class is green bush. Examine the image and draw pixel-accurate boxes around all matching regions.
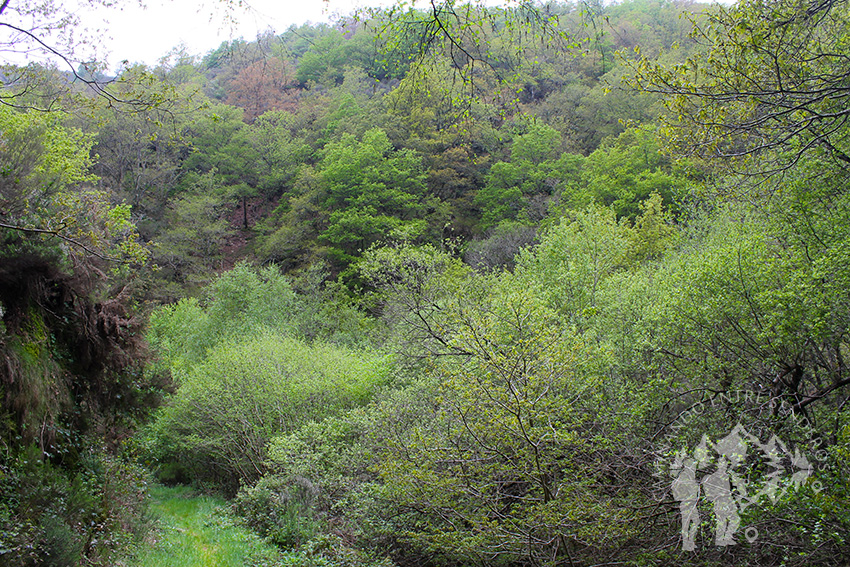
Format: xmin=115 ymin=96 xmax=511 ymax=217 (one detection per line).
xmin=147 ymin=263 xmax=298 ymax=379
xmin=232 ymin=474 xmax=320 ymax=549
xmin=143 ymin=332 xmax=392 ymax=494
xmin=0 ymin=447 xmax=150 ymax=567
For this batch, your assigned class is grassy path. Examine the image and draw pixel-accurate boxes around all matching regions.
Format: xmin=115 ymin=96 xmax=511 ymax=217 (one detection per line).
xmin=131 ymin=484 xmax=281 ymax=567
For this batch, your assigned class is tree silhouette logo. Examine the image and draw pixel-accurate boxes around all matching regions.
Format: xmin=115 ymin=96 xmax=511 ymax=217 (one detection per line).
xmin=668 ymin=423 xmax=815 ymax=550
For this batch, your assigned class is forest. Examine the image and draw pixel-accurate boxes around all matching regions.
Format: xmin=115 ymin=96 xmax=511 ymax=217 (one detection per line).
xmin=0 ymin=0 xmax=848 ymax=565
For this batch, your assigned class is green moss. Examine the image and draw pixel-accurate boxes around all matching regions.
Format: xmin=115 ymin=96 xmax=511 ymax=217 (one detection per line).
xmin=16 ymin=306 xmax=49 ymax=365
xmin=2 ymin=305 xmax=68 ymax=446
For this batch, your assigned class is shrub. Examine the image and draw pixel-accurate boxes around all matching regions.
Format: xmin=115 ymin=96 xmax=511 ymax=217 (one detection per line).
xmin=0 ymin=447 xmax=150 ymax=567
xmin=144 ymin=332 xmax=392 ymax=494
xmin=232 ymin=474 xmax=320 ymax=549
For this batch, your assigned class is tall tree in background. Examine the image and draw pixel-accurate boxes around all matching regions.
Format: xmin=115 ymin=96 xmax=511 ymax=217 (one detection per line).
xmin=225 ymin=57 xmax=299 ymax=121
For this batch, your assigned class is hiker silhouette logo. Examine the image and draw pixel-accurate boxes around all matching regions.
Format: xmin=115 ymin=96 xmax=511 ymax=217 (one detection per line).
xmin=667 ymin=423 xmax=814 ymax=550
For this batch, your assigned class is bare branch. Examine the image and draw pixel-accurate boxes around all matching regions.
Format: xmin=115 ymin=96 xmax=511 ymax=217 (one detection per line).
xmin=0 ymin=221 xmax=128 ymax=263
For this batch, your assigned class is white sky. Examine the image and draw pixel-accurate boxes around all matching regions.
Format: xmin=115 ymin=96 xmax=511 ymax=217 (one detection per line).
xmin=78 ymin=0 xmax=387 ymax=68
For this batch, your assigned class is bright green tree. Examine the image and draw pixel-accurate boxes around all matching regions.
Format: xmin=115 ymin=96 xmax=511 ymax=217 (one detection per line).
xmin=147 ymin=332 xmax=391 ymax=493
xmin=582 ymin=126 xmax=685 ymax=219
xmin=315 ymin=128 xmax=431 ymax=268
xmin=476 ymin=123 xmax=584 ymax=229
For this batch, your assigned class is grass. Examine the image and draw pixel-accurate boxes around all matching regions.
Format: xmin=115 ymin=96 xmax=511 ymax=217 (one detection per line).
xmin=130 ymin=484 xmax=282 ymax=567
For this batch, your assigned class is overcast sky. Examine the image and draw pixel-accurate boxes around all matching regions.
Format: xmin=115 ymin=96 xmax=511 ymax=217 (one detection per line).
xmin=79 ymin=0 xmax=386 ymax=69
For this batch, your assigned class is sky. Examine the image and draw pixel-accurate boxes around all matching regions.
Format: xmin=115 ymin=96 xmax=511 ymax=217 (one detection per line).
xmin=77 ymin=0 xmax=386 ymax=69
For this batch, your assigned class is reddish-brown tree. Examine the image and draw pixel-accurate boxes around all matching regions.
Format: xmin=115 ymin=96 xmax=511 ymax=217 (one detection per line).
xmin=225 ymin=56 xmax=299 ymax=121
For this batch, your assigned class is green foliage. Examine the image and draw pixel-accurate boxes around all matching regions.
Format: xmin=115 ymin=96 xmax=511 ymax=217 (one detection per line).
xmin=357 ymin=242 xmax=472 ymax=356
xmin=0 ymin=105 xmax=95 ymax=190
xmin=147 ymin=263 xmax=297 ymax=377
xmin=144 ymin=332 xmax=392 ymax=494
xmin=89 ymin=85 xmax=193 ymax=216
xmin=318 ymin=129 xmax=423 ymax=211
xmin=286 ymin=263 xmax=376 ymax=347
xmin=146 ymin=264 xmax=389 ymax=493
xmin=628 ymin=190 xmax=677 ymax=262
xmin=510 ymin=122 xmax=563 ymax=164
xmin=182 ymin=103 xmax=257 ymax=184
xmin=265 ymin=413 xmax=373 ymax=515
xmin=0 ymin=448 xmax=150 ymax=567
xmin=476 ymin=149 xmax=585 ymax=229
xmin=201 ymin=264 xmax=298 ymax=343
xmin=295 ymin=31 xmax=351 ymax=86
xmin=647 ymin=186 xmax=850 ymax=428
xmin=146 ymin=297 xmax=209 ymax=379
xmin=232 ymin=474 xmax=320 ymax=549
xmin=152 ymin=172 xmax=235 ymax=289
xmin=313 ymin=128 xmax=431 ymax=269
xmin=475 ymin=161 xmax=526 ymax=227
xmin=582 ymin=126 xmax=685 ymax=219
xmin=148 ymin=262 xmax=372 ymax=372
xmin=515 ymin=204 xmax=633 ymax=327
xmin=0 ymin=104 xmax=149 ymax=266
xmin=463 ymin=221 xmax=537 ymax=271
xmin=249 ymin=110 xmax=313 ymax=193
xmin=370 ymin=274 xmax=636 ymax=565
xmin=735 ymin=420 xmax=850 ymax=566
xmin=633 ymin=0 xmax=850 ymax=172
xmin=0 ymin=101 xmax=156 ymax=567
xmin=6 ymin=3 xmax=845 ymax=566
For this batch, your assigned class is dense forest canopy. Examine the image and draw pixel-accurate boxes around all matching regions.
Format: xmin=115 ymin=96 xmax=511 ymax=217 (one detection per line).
xmin=1 ymin=0 xmax=848 ymax=565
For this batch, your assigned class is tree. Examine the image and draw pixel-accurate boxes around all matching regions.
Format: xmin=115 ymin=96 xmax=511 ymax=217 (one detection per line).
xmin=368 ymin=1 xmax=572 ymax=95
xmin=1 ymin=0 xmax=113 ymax=108
xmin=90 ymin=97 xmax=190 ymax=216
xmin=582 ymin=126 xmax=686 ymax=219
xmin=425 ymin=145 xmax=489 ymax=237
xmin=144 ymin=264 xmax=391 ymax=493
xmin=370 ymin=268 xmax=636 ymax=566
xmin=154 ymin=173 xmax=235 ymax=287
xmin=475 ymin=124 xmax=584 ymax=229
xmin=633 ymin=0 xmax=850 ymax=174
xmin=0 ymin=104 xmax=151 ymax=437
xmin=180 ymin=102 xmax=260 ymax=229
xmin=248 ymin=110 xmax=313 ymax=193
xmin=511 ymin=122 xmax=563 ymax=164
xmin=293 ymin=26 xmax=387 ymax=91
xmin=147 ymin=331 xmax=391 ymax=494
xmin=0 ymin=104 xmax=148 ymax=264
xmin=0 ymin=98 xmax=156 ymax=567
xmin=514 ymin=204 xmax=633 ymax=328
xmin=358 ymin=242 xmax=473 ymax=357
xmin=314 ymin=128 xmax=431 ymax=268
xmin=225 ymin=56 xmax=299 ymax=121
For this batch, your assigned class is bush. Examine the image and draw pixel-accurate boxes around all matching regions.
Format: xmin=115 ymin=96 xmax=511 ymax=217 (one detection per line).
xmin=147 ymin=263 xmax=298 ymax=378
xmin=0 ymin=447 xmax=150 ymax=567
xmin=143 ymin=332 xmax=392 ymax=494
xmin=232 ymin=474 xmax=320 ymax=549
